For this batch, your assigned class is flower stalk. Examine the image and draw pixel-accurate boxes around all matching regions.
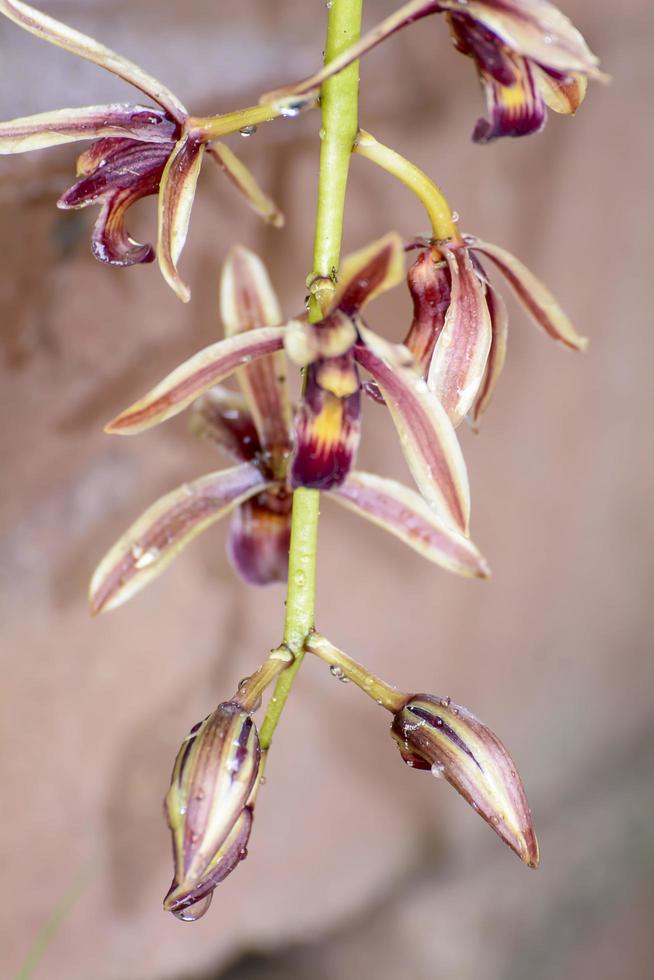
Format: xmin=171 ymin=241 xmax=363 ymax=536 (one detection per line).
xmin=305 ymin=632 xmax=406 ymax=712
xmin=259 ymin=0 xmax=364 ymax=751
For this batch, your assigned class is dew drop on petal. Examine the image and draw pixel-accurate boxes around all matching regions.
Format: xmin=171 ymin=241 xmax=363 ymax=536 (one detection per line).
xmin=431 ymin=762 xmax=445 ymax=779
xmin=172 ymin=892 xmax=213 ymax=921
xmin=134 ymin=546 xmax=161 ymax=569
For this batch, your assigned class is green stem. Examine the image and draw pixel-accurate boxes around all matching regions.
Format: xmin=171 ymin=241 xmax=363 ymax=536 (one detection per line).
xmin=306 ymin=632 xmax=406 ymax=713
xmin=190 ymin=103 xmax=281 ymax=140
xmin=259 ymin=0 xmax=363 ymax=751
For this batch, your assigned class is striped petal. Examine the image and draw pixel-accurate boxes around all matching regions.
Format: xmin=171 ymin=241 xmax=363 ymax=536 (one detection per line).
xmin=442 ymin=0 xmax=600 ymax=75
xmin=355 ymin=325 xmax=470 ymax=533
xmin=334 ymin=232 xmax=405 ymax=314
xmin=208 ymin=144 xmax=284 ymax=228
xmin=465 ymin=235 xmax=588 ymax=350
xmin=227 ymin=492 xmax=292 ymax=586
xmin=220 ymin=246 xmax=292 ymax=477
xmin=0 ymin=104 xmax=176 ymax=154
xmin=89 ymin=463 xmax=270 ymax=613
xmin=157 ymin=133 xmax=205 ymax=302
xmin=427 ymin=246 xmax=492 ymax=426
xmin=472 ymin=46 xmax=547 ymax=142
xmin=290 ymin=358 xmax=361 ymax=491
xmin=106 ymin=326 xmax=287 ymax=434
xmin=392 ymin=693 xmax=539 ymax=868
xmin=470 ymin=277 xmax=508 ymax=427
xmin=328 ymin=471 xmax=489 ymax=578
xmin=0 ymin=1 xmax=187 ymax=122
xmin=534 ymin=66 xmax=588 ymax=115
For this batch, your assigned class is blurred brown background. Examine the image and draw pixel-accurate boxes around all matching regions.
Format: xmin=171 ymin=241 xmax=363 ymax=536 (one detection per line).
xmin=1 ymin=2 xmax=652 ymax=978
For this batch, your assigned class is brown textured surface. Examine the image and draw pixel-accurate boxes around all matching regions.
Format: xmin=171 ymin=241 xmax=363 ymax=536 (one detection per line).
xmin=1 ymin=2 xmax=652 ymax=978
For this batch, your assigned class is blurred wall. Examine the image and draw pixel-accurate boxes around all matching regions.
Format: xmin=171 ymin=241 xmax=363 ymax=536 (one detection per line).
xmin=1 ymin=2 xmax=652 ymax=979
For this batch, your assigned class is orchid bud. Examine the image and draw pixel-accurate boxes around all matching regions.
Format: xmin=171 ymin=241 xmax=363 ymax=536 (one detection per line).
xmin=391 ymin=694 xmax=539 ymax=868
xmin=163 ymin=701 xmax=261 ymax=920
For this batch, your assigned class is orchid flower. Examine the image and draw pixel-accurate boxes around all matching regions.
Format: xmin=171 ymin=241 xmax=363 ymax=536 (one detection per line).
xmin=263 ymin=0 xmax=601 ymax=143
xmin=90 ymin=241 xmax=489 ymax=614
xmin=0 ymin=0 xmax=282 ymax=301
xmin=399 ymin=235 xmax=587 ymax=427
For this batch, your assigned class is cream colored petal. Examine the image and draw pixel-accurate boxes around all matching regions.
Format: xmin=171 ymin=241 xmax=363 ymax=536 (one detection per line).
xmin=156 ymin=134 xmax=205 ymax=302
xmin=534 ymin=66 xmax=588 ymax=114
xmin=470 ymin=279 xmax=509 ymax=427
xmin=0 ymin=0 xmax=187 ymax=121
xmin=106 ymin=326 xmax=287 ymax=435
xmin=89 ymin=463 xmax=270 ymax=613
xmin=329 ymin=471 xmax=489 ymax=578
xmin=0 ymin=104 xmax=175 ymax=153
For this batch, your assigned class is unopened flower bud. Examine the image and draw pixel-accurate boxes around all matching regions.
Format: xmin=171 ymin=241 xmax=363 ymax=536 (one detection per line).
xmin=163 ymin=701 xmax=261 ymax=920
xmin=391 ymin=694 xmax=539 ymax=868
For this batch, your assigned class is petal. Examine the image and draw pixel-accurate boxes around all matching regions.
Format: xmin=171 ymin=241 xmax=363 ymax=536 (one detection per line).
xmin=355 ymin=325 xmax=471 ymax=533
xmin=290 ymin=359 xmax=361 ymax=491
xmin=105 ymin=326 xmax=287 ymax=434
xmin=220 ymin=246 xmax=292 ymax=475
xmin=58 ymin=139 xmax=172 ymax=208
xmin=89 ymin=462 xmax=270 ymax=613
xmin=464 ymin=235 xmax=588 ymax=350
xmin=442 ymin=0 xmax=600 ymax=75
xmin=88 ymin=188 xmax=155 ymax=266
xmin=392 ymin=694 xmax=539 ymax=868
xmin=427 ymin=245 xmax=492 ymax=427
xmin=0 ymin=104 xmax=176 ymax=154
xmin=334 ymin=232 xmax=405 ymax=314
xmin=404 ymin=248 xmax=451 ymax=376
xmin=157 ymin=133 xmax=205 ymax=302
xmin=189 ymin=388 xmax=261 ymax=463
xmin=227 ymin=492 xmax=292 ymax=586
xmin=533 ymin=66 xmax=588 ymax=114
xmin=470 ymin=276 xmax=508 ymax=426
xmin=207 ymin=144 xmax=284 ymax=228
xmin=0 ymin=0 xmax=187 ymax=122
xmin=328 ymin=471 xmax=489 ymax=578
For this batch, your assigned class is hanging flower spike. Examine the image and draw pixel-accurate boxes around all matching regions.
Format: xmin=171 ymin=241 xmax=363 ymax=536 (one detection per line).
xmin=164 ymin=702 xmax=261 ymax=920
xmin=403 ymin=235 xmax=587 ymax=428
xmin=262 ymin=0 xmax=600 ymax=143
xmin=91 ymin=243 xmax=488 ymax=612
xmin=285 ymin=233 xmax=472 ymax=531
xmin=0 ymin=0 xmax=283 ymax=301
xmin=392 ymin=693 xmax=539 ymax=867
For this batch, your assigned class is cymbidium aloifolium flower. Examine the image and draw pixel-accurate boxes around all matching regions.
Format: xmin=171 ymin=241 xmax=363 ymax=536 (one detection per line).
xmin=265 ymin=0 xmax=601 ymax=143
xmin=164 ymin=701 xmax=261 ymax=920
xmin=392 ymin=693 xmax=539 ymax=867
xmin=0 ymin=0 xmax=282 ymax=301
xmin=403 ymin=233 xmax=588 ymax=428
xmin=90 ymin=240 xmax=489 ymax=614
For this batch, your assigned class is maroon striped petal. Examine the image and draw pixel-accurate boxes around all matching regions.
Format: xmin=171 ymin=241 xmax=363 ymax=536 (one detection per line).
xmin=442 ymin=0 xmax=599 ymax=76
xmin=208 ymin=144 xmax=284 ymax=228
xmin=220 ymin=246 xmax=292 ymax=477
xmin=227 ymin=492 xmax=292 ymax=586
xmin=190 ymin=388 xmax=261 ymax=464
xmin=106 ymin=326 xmax=286 ymax=435
xmin=0 ymin=104 xmax=176 ymax=154
xmin=328 ymin=471 xmax=489 ymax=578
xmin=0 ymin=0 xmax=187 ymax=122
xmin=404 ymin=248 xmax=451 ymax=376
xmin=355 ymin=325 xmax=470 ymax=533
xmin=470 ymin=276 xmax=508 ymax=427
xmin=89 ymin=463 xmax=270 ymax=613
xmin=465 ymin=235 xmax=588 ymax=350
xmin=534 ymin=66 xmax=588 ymax=115
xmin=157 ymin=133 xmax=205 ymax=302
xmin=427 ymin=245 xmax=492 ymax=427
xmin=290 ymin=358 xmax=361 ymax=491
xmin=333 ymin=232 xmax=405 ymax=314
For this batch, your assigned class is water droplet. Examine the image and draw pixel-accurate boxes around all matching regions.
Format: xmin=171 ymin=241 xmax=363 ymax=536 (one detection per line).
xmin=181 ymin=482 xmax=195 ymax=497
xmin=405 ymin=758 xmax=415 ymax=767
xmin=431 ymin=762 xmax=445 ymax=778
xmin=134 ymin=546 xmax=161 ymax=569
xmin=329 ymin=665 xmax=349 ymax=683
xmin=451 ymin=210 xmax=459 ymax=223
xmin=172 ymin=892 xmax=213 ymax=921
xmin=294 ymin=570 xmax=306 ymax=588
xmin=325 ymin=0 xmax=333 ymax=8
xmin=440 ymin=696 xmax=451 ymax=708
xmin=363 ymin=676 xmax=374 ymax=689
xmin=451 ymin=707 xmax=459 ymax=716
xmin=239 ymin=125 xmax=257 ymax=137
xmin=319 ymin=126 xmax=326 ymax=140
xmin=279 ymin=101 xmax=303 ymax=118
